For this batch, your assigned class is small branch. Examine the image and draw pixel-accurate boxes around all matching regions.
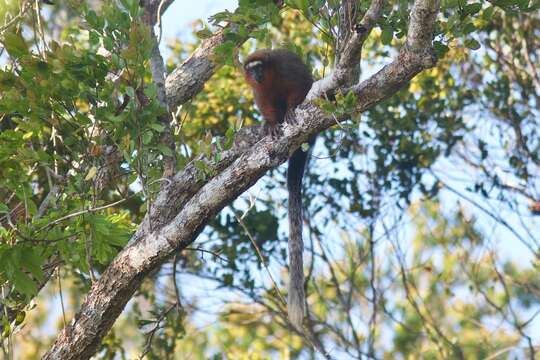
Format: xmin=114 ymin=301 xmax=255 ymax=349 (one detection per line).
xmin=338 ymin=0 xmax=385 ymax=69
xmin=36 ymin=184 xmax=61 ymax=219
xmin=138 ymin=303 xmax=177 ymax=359
xmin=37 ymin=197 xmax=129 ymax=232
xmin=367 ymin=222 xmax=378 ymax=357
xmin=143 ymin=3 xmax=176 ymax=177
xmin=0 ymin=2 xmax=30 ymax=34
xmin=57 ymin=267 xmax=67 ymax=329
xmin=184 ymin=247 xmax=229 ymax=263
xmin=231 ymin=207 xmax=287 ymax=308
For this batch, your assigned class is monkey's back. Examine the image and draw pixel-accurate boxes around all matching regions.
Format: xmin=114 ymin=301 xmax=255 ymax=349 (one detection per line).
xmin=246 ymin=49 xmax=313 ymax=111
xmin=269 ymin=49 xmax=313 ymax=105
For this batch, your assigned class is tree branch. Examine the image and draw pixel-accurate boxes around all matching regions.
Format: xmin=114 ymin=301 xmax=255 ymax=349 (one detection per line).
xmin=144 ymin=2 xmax=176 ymax=176
xmin=164 ymin=25 xmax=246 ymax=108
xmin=3 ymin=4 xmax=253 ymax=328
xmin=310 ymin=0 xmax=386 ymax=98
xmin=43 ymin=0 xmax=440 ymax=357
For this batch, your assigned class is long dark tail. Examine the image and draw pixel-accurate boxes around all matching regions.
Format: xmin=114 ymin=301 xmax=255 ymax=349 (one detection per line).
xmin=286 ymin=137 xmax=315 ymax=329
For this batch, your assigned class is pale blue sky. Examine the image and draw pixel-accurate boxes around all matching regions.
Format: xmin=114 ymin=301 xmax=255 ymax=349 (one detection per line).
xmin=159 ymin=0 xmax=237 ymax=55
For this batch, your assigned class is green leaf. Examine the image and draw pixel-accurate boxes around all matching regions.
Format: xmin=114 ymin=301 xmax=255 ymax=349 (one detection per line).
xmin=433 ymin=41 xmax=450 ymax=57
xmin=120 ymin=0 xmax=130 ymax=10
xmin=23 ymin=248 xmax=44 ymax=282
xmin=86 ymin=10 xmax=99 ymax=29
xmin=129 ymin=0 xmax=139 ymax=17
xmin=0 ymin=203 xmax=8 ymax=213
xmin=223 ymin=273 xmax=233 ymax=286
xmin=464 ymin=39 xmax=481 ymax=50
xmin=516 ymin=0 xmax=529 ymax=9
xmin=157 ymin=143 xmax=173 ymax=157
xmin=482 ymin=6 xmax=494 ymax=19
xmin=11 ymin=268 xmax=37 ymax=298
xmin=126 ymin=86 xmax=136 ymax=99
xmin=149 ymin=123 xmax=165 ymax=132
xmin=196 ymin=29 xmax=213 ymax=39
xmin=89 ymin=30 xmax=100 ymax=46
xmin=462 ymin=22 xmax=476 ymax=35
xmin=381 ymin=26 xmax=393 ymax=45
xmin=464 ymin=3 xmax=482 ymax=15
xmin=84 ymin=166 xmax=98 ymax=181
xmin=15 ymin=311 xmax=25 ymax=325
xmin=142 ymin=131 xmax=153 ymax=145
xmin=3 ymin=32 xmax=29 ymax=58
xmin=2 ymin=322 xmax=11 ymax=338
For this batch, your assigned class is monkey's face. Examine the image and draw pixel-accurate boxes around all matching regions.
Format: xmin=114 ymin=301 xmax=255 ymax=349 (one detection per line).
xmin=244 ymin=60 xmax=265 ymax=84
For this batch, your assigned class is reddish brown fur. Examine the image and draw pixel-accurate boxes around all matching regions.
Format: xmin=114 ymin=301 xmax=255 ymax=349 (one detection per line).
xmin=244 ymin=49 xmax=313 ymax=135
xmin=243 ymin=49 xmax=314 ymax=329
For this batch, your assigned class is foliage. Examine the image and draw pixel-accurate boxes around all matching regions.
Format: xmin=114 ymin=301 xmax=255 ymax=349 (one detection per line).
xmin=0 ymin=0 xmax=538 ymax=358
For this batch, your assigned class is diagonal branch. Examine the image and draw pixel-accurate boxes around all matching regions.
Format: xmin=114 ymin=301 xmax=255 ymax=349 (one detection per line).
xmin=338 ymin=0 xmax=385 ymax=83
xmin=0 ymin=0 xmax=252 ymax=334
xmin=2 ymin=2 xmax=254 ymax=321
xmin=43 ymin=0 xmax=440 ymax=358
xmin=309 ymin=0 xmax=385 ymax=98
xmin=164 ymin=25 xmax=247 ymax=108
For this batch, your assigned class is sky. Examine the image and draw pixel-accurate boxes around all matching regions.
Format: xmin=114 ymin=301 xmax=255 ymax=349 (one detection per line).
xmin=159 ymin=0 xmax=237 ymax=55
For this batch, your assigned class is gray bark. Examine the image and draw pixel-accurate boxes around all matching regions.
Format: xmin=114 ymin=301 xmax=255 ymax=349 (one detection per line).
xmin=42 ymin=0 xmax=440 ymax=358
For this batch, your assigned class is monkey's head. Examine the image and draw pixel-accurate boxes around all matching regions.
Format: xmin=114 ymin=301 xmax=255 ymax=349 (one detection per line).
xmin=243 ymin=50 xmax=275 ymax=86
xmin=244 ymin=59 xmax=265 ymax=84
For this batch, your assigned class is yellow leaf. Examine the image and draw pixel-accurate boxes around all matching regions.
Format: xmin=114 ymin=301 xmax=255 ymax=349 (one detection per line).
xmin=85 ymin=166 xmax=98 ymax=181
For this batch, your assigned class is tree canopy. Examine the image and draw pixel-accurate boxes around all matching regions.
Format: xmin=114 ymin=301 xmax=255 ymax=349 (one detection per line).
xmin=0 ymin=0 xmax=539 ymax=359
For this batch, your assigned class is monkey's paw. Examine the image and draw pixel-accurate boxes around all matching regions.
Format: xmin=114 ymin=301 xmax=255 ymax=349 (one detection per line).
xmin=263 ymin=122 xmax=283 ymax=139
xmin=284 ymin=108 xmax=297 ymax=125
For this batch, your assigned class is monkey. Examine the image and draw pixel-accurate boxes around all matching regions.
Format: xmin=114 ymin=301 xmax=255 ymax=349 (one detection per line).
xmin=243 ymin=48 xmax=314 ymax=329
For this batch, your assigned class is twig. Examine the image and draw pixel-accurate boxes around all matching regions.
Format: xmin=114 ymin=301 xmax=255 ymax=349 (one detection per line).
xmin=57 ymin=267 xmax=67 ymax=329
xmin=0 ymin=2 xmax=30 ymax=34
xmin=230 ymin=206 xmax=287 ymax=307
xmin=36 ymin=178 xmax=170 ymax=232
xmin=184 ymin=247 xmax=229 ymax=263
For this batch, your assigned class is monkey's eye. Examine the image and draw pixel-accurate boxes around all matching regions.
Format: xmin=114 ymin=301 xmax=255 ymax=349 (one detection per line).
xmin=245 ymin=60 xmax=265 ymax=83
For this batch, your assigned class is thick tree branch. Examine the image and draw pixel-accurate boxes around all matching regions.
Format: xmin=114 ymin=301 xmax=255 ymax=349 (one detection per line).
xmin=164 ymin=25 xmax=245 ymax=108
xmin=406 ymin=0 xmax=440 ymax=51
xmin=0 ymin=1 xmax=248 ymax=336
xmin=43 ymin=0 xmax=440 ymax=358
